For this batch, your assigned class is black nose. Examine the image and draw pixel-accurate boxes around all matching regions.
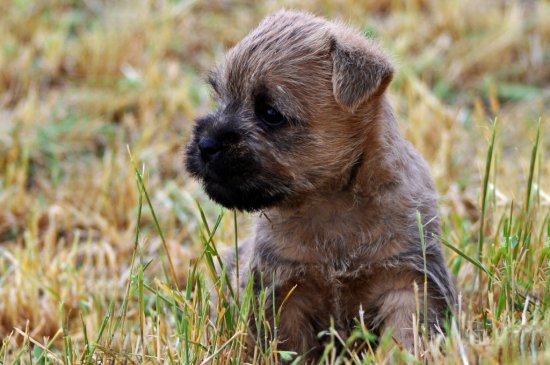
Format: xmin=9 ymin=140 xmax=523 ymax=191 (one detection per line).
xmin=198 ymin=137 xmax=220 ymax=162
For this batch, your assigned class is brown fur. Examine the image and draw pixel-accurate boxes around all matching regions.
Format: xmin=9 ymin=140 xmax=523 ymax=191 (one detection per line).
xmin=185 ymin=10 xmax=456 ymax=361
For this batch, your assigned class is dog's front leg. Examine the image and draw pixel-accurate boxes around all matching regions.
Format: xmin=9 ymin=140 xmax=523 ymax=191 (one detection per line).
xmin=377 ymin=288 xmax=419 ymax=351
xmin=251 ymin=280 xmax=326 ymax=361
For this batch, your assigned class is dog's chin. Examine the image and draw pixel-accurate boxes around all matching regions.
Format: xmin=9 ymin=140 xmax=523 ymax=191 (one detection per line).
xmin=202 ymin=177 xmax=289 ymax=212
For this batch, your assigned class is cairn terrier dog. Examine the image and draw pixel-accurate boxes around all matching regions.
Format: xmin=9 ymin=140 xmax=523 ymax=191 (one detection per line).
xmin=186 ymin=10 xmax=456 ymax=359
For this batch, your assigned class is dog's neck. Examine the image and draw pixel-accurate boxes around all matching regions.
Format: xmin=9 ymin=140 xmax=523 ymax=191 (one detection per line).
xmin=257 ymin=189 xmax=368 ymax=265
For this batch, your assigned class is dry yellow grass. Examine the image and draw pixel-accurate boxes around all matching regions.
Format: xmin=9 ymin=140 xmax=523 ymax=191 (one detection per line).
xmin=0 ymin=0 xmax=548 ymax=363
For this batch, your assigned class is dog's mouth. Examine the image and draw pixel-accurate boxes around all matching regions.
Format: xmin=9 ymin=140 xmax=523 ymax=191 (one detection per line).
xmin=202 ymin=176 xmax=290 ymax=212
xmin=185 ymin=142 xmax=291 ymax=211
xmin=200 ymin=169 xmax=292 ymax=212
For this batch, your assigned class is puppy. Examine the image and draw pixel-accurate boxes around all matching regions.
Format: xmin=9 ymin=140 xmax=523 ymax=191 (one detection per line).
xmin=186 ymin=10 xmax=456 ymax=359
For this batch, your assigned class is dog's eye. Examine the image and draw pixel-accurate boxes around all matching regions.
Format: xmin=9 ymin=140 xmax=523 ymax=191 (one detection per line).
xmin=257 ymin=104 xmax=286 ymax=127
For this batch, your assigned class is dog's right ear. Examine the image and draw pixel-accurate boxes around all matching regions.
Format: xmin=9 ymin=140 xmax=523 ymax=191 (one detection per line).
xmin=331 ymin=32 xmax=394 ymax=113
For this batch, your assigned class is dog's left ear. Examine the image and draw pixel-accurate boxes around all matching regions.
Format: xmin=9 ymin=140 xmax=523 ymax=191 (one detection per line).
xmin=331 ymin=32 xmax=394 ymax=113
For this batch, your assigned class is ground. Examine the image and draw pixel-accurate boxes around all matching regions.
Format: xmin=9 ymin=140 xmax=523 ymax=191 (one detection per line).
xmin=0 ymin=0 xmax=548 ymax=363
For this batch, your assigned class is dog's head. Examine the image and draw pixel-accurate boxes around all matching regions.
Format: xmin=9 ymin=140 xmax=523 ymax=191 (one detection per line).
xmin=185 ymin=11 xmax=394 ymax=211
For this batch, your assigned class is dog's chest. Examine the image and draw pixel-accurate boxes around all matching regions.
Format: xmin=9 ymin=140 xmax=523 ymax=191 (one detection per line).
xmin=254 ymin=204 xmax=396 ymax=327
xmin=254 ymin=242 xmax=379 ymax=327
xmin=281 ymin=262 xmax=378 ymax=331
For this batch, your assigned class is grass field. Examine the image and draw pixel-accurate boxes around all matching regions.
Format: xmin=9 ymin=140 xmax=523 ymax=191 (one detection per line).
xmin=0 ymin=0 xmax=548 ymax=363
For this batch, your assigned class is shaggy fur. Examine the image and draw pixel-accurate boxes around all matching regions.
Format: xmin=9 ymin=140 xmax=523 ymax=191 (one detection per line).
xmin=186 ymin=10 xmax=456 ymax=360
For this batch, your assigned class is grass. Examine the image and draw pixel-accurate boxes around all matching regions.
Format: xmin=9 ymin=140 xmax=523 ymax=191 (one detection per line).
xmin=0 ymin=0 xmax=548 ymax=363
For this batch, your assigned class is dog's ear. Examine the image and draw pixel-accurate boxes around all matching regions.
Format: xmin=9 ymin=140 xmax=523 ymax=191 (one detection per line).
xmin=331 ymin=32 xmax=394 ymax=113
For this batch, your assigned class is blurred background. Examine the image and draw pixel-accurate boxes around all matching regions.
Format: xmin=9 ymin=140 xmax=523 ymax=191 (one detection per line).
xmin=0 ymin=0 xmax=548 ymax=362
